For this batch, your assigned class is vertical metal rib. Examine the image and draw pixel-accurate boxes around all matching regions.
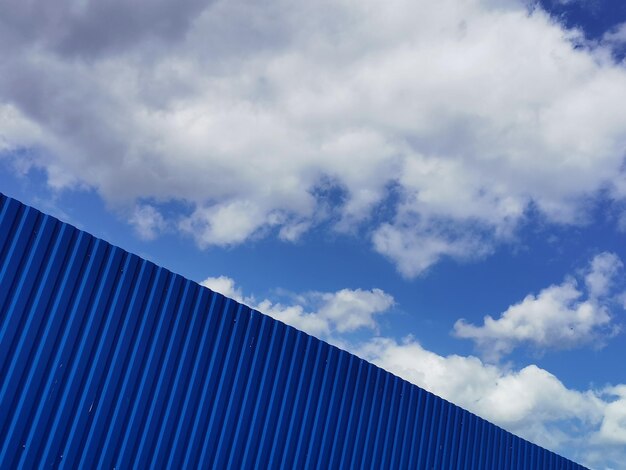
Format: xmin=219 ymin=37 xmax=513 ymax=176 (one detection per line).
xmin=0 ymin=193 xmax=588 ymax=469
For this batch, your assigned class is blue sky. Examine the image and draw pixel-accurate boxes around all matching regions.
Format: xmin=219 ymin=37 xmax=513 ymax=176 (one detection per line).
xmin=1 ymin=0 xmax=626 ymax=467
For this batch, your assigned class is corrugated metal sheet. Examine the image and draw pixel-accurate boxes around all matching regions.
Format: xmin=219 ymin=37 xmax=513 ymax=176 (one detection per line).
xmin=0 ymin=192 xmax=586 ymax=469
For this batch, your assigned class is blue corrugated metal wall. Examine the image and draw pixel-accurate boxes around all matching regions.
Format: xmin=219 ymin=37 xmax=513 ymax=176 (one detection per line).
xmin=0 ymin=192 xmax=586 ymax=469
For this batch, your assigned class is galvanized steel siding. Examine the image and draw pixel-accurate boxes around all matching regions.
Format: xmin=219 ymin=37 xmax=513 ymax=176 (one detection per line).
xmin=0 ymin=193 xmax=586 ymax=469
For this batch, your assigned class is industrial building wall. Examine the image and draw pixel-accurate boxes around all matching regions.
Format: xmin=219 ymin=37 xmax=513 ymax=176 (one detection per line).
xmin=0 ymin=192 xmax=586 ymax=469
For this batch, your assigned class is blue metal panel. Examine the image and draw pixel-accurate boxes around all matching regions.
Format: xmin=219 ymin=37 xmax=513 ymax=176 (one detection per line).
xmin=0 ymin=192 xmax=587 ymax=469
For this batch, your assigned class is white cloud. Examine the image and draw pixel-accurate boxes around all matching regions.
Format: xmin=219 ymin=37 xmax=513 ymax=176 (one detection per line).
xmin=357 ymin=336 xmax=602 ymax=436
xmin=454 ymin=253 xmax=623 ymax=359
xmin=179 ymin=200 xmax=278 ymax=247
xmin=356 ymin=335 xmax=626 ymax=469
xmin=200 ymin=275 xmax=244 ymax=303
xmin=585 ymin=252 xmax=623 ymax=299
xmin=602 ymin=22 xmax=626 ymax=48
xmin=598 ymin=385 xmax=626 ymax=445
xmin=0 ymin=104 xmax=45 ymax=154
xmin=254 ymin=300 xmax=331 ymax=337
xmin=315 ymin=288 xmax=395 ymax=332
xmin=129 ymin=204 xmax=167 ymax=240
xmin=199 ymin=274 xmax=626 ymax=467
xmin=372 ymin=220 xmax=493 ymax=278
xmin=454 ymin=280 xmax=614 ymax=358
xmin=199 ymin=276 xmax=394 ymax=337
xmin=1 ymin=0 xmax=626 ymax=276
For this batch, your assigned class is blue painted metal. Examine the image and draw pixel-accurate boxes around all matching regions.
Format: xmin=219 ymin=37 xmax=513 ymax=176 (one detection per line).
xmin=0 ymin=192 xmax=586 ymax=469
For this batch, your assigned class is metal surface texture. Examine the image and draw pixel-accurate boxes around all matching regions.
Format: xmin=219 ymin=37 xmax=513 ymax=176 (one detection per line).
xmin=0 ymin=192 xmax=586 ymax=469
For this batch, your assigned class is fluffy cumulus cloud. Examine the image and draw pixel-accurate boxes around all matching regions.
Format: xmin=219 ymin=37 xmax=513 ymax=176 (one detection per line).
xmin=199 ymin=275 xmax=244 ymax=302
xmin=201 ymin=274 xmax=626 ymax=467
xmin=357 ymin=337 xmax=601 ymax=447
xmin=454 ymin=252 xmax=624 ymax=359
xmin=357 ymin=336 xmax=626 ymax=469
xmin=598 ymin=385 xmax=626 ymax=445
xmin=200 ymin=276 xmax=395 ymax=337
xmin=1 ymin=0 xmax=626 ymax=275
